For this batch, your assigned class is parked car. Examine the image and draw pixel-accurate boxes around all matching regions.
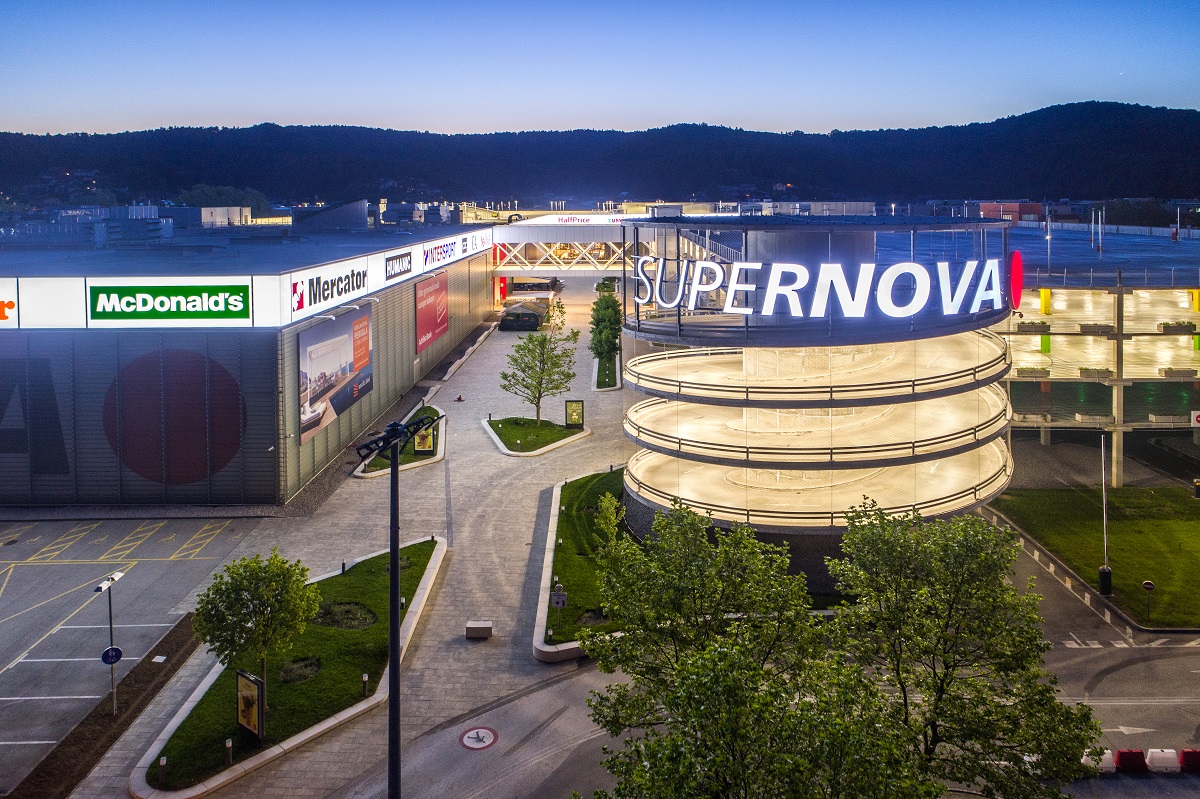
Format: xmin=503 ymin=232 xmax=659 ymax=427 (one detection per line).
xmin=499 ymin=303 xmax=547 ymax=331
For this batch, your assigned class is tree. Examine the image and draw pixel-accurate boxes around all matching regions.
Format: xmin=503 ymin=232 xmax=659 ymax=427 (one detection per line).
xmin=588 ymin=292 xmax=622 ymax=361
xmin=177 ymin=183 xmax=272 ymax=216
xmin=193 ymin=547 xmax=321 ymax=729
xmin=828 ymin=502 xmax=1102 ymax=799
xmin=499 ymin=299 xmax=579 ymax=424
xmin=581 ymin=498 xmax=933 ymax=799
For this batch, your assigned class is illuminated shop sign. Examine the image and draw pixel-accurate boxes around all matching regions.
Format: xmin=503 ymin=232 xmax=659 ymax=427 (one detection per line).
xmin=632 ymin=256 xmax=1013 ymax=319
xmin=385 ymin=252 xmax=412 ymax=280
xmin=0 ymin=278 xmax=15 ymax=328
xmin=423 ymin=240 xmax=457 ymax=266
xmin=86 ymin=278 xmax=252 ymax=328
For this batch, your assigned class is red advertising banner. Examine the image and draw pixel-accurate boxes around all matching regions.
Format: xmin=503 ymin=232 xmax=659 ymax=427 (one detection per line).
xmin=416 ymin=273 xmax=449 ymax=353
xmin=352 ymin=315 xmax=370 ymax=370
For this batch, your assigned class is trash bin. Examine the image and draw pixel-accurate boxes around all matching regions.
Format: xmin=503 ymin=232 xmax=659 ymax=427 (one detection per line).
xmin=1098 ymin=566 xmax=1112 ymax=597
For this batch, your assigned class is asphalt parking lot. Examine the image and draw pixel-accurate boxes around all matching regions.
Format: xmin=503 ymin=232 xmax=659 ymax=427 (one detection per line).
xmin=0 ymin=517 xmax=256 ymax=795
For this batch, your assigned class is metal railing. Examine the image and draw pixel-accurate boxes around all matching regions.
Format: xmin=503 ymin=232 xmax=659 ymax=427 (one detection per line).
xmin=622 ymin=396 xmax=1010 ymax=467
xmin=622 ymin=332 xmax=1011 ymax=406
xmin=623 ymin=450 xmax=1014 ymax=528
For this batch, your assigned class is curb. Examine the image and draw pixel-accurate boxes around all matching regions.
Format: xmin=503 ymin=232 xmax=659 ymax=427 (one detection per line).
xmin=129 ymin=535 xmax=449 ymax=799
xmin=479 ymin=420 xmax=591 ymax=457
xmin=533 ymin=478 xmax=585 ymax=662
xmin=981 ymin=506 xmax=1200 ymax=636
xmin=443 ymin=323 xmax=497 ymax=381
xmin=352 ymin=405 xmax=447 ymax=479
xmin=590 ymin=356 xmax=623 ymax=393
xmin=532 ymin=467 xmax=625 ymax=663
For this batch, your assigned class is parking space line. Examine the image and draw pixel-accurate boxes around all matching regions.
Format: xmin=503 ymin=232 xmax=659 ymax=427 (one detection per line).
xmin=19 ymin=657 xmax=141 ymax=663
xmin=57 ymin=623 xmax=172 ymax=629
xmin=0 ymin=691 xmax=102 ymax=695
xmin=169 ymin=520 xmax=231 ymax=560
xmin=0 ymin=740 xmax=58 ymax=745
xmin=99 ymin=521 xmax=165 ymax=561
xmin=1 ymin=523 xmax=35 ymax=539
xmin=0 ymin=564 xmax=12 ymax=600
xmin=27 ymin=523 xmax=100 ymax=562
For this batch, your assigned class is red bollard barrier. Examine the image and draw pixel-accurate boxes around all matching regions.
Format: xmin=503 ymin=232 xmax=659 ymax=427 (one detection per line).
xmin=1114 ymin=749 xmax=1148 ymax=773
xmin=1179 ymin=749 xmax=1200 ymax=773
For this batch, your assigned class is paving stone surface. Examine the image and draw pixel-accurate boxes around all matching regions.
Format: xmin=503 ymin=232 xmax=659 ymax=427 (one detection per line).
xmin=69 ymin=280 xmax=628 ymax=799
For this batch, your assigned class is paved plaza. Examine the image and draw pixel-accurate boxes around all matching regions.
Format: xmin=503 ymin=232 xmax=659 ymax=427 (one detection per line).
xmin=67 ymin=279 xmax=628 ymax=799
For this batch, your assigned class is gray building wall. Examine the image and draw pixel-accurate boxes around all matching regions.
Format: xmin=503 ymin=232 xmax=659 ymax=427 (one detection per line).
xmin=278 ymin=251 xmax=493 ymax=500
xmin=0 ymin=251 xmax=494 ymax=507
xmin=0 ymin=329 xmax=279 ymax=505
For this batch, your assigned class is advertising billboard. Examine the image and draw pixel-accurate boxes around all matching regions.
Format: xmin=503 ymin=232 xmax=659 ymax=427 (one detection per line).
xmin=415 ymin=273 xmax=449 ymax=354
xmin=299 ymin=305 xmax=373 ymax=445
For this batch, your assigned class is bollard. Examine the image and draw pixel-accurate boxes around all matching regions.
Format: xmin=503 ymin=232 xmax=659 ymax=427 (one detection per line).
xmin=400 ymin=596 xmax=406 ymax=611
xmin=226 ymin=738 xmax=233 ymax=767
xmin=159 ymin=756 xmax=166 ymax=784
xmin=341 ymin=561 xmax=346 ymax=574
xmin=363 ymin=673 xmax=369 ymax=697
xmin=547 ymin=628 xmax=553 ymax=640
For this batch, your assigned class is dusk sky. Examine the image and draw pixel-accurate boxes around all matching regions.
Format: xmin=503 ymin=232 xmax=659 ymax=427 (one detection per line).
xmin=5 ymin=0 xmax=1198 ymax=136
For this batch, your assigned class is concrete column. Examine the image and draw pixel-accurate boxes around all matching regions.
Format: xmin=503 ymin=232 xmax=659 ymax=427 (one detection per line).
xmin=1040 ymin=426 xmax=1051 ymax=445
xmin=1111 ymin=383 xmax=1124 ymax=488
xmin=1111 ymin=429 xmax=1124 ymax=488
xmin=1194 ymin=427 xmax=1200 ymax=446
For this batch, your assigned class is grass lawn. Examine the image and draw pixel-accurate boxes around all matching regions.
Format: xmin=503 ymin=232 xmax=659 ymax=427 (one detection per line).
xmin=147 ymin=540 xmax=436 ymax=791
xmin=545 ymin=469 xmax=625 ymax=644
xmin=488 ymin=416 xmax=579 ymax=451
xmin=596 ymin=353 xmax=617 ymax=389
xmin=990 ymin=486 xmax=1200 ymax=627
xmin=364 ymin=406 xmax=440 ymax=472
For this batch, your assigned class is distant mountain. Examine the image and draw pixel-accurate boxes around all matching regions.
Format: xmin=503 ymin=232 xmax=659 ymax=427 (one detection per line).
xmin=1 ymin=102 xmax=1197 ymax=204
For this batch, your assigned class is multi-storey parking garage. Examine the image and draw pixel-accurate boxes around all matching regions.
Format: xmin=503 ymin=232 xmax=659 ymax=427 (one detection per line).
xmin=614 ymin=217 xmax=1016 ymax=554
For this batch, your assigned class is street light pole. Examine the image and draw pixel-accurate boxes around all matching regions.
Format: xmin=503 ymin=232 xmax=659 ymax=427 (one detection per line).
xmin=355 ymin=413 xmax=442 ymax=799
xmin=94 ymin=571 xmax=125 ymax=715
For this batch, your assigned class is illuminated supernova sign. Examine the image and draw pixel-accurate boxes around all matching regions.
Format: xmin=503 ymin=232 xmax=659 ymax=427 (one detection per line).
xmin=633 ymin=256 xmax=1016 ymax=318
xmin=629 ymin=254 xmax=1021 ymax=345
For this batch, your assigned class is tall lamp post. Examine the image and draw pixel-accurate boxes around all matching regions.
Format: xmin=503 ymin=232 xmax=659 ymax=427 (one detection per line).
xmin=94 ymin=571 xmax=125 ymax=715
xmin=355 ymin=413 xmax=442 ymax=799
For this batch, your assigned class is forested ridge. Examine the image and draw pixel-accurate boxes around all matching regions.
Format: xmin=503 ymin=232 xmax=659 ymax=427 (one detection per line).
xmin=1 ymin=102 xmax=1196 ymax=203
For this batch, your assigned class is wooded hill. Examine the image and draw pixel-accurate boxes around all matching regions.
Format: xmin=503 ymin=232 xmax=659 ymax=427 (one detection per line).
xmin=1 ymin=102 xmax=1196 ymax=204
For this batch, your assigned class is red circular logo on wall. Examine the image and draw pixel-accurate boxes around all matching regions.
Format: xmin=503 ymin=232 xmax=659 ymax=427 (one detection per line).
xmin=102 ymin=350 xmax=246 ymax=484
xmin=1009 ymin=250 xmax=1023 ymax=310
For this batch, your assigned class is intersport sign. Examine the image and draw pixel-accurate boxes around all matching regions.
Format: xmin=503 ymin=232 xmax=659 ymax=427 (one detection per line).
xmin=630 ymin=253 xmax=1021 ymax=343
xmin=87 ymin=280 xmax=252 ymax=327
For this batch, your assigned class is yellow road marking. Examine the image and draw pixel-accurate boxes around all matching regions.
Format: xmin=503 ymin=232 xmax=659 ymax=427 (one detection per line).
xmin=28 ymin=523 xmax=100 ymax=562
xmin=0 ymin=558 xmax=216 ymax=566
xmin=1 ymin=583 xmax=112 ymax=674
xmin=169 ymin=520 xmax=231 ymax=560
xmin=0 ymin=566 xmax=131 ymax=629
xmin=99 ymin=521 xmax=165 ymax=561
xmin=0 ymin=564 xmax=13 ymax=601
xmin=1 ymin=524 xmax=35 ymax=538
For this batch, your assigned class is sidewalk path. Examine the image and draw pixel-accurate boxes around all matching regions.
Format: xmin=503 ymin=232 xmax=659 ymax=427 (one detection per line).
xmin=69 ymin=280 xmax=628 ymax=799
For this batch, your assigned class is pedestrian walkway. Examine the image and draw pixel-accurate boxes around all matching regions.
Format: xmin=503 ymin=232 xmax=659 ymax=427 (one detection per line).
xmin=68 ymin=281 xmax=628 ymax=799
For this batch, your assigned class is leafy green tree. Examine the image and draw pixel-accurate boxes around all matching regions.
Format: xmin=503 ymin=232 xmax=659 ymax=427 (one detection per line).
xmin=828 ymin=502 xmax=1102 ymax=799
xmin=499 ymin=299 xmax=579 ymax=424
xmin=588 ymin=292 xmax=622 ymax=361
xmin=581 ymin=498 xmax=933 ymax=799
xmin=177 ymin=183 xmax=272 ymax=216
xmin=193 ymin=547 xmax=321 ymax=728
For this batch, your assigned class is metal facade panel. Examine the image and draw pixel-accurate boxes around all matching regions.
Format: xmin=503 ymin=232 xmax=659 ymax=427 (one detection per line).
xmin=0 ymin=329 xmax=278 ymax=505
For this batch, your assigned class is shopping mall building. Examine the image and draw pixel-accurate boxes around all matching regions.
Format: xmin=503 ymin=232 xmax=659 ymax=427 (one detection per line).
xmin=4 ymin=207 xmax=1200 ymax=549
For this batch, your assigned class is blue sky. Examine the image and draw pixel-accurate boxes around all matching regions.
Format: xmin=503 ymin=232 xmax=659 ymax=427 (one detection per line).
xmin=3 ymin=0 xmax=1197 ymax=135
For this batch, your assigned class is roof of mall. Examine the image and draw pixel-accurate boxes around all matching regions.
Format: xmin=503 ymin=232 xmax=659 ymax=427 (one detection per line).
xmin=0 ymin=225 xmax=478 ymax=278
